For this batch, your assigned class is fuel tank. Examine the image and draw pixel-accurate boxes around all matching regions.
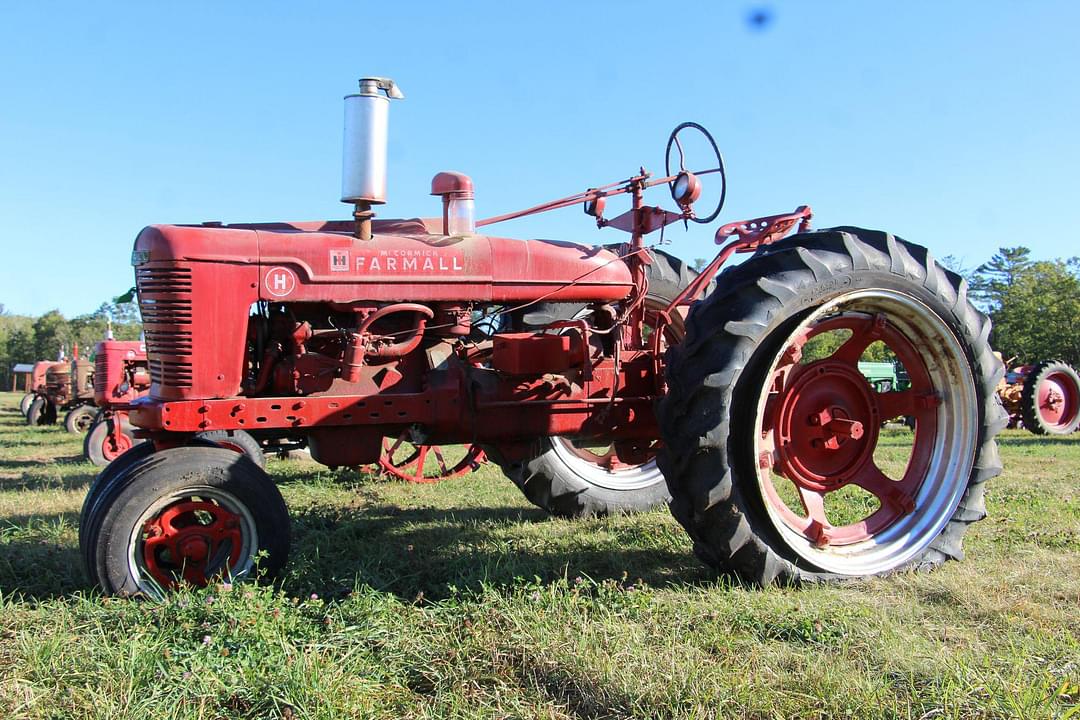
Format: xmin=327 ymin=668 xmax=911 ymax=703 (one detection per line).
xmin=134 ymin=218 xmax=633 ymax=304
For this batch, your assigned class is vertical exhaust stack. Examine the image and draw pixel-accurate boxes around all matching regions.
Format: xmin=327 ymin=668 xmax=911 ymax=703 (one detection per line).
xmin=341 ymin=77 xmax=404 ymax=240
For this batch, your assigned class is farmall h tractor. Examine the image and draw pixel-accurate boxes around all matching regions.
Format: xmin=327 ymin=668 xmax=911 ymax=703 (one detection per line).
xmin=79 ymin=78 xmax=1006 ymax=595
xmin=83 ymin=340 xmax=152 ymax=466
xmin=997 ymin=358 xmax=1080 ymax=435
xmin=63 ymin=354 xmax=99 ymax=433
xmin=27 ymin=357 xmax=92 ymax=428
xmin=21 ymin=360 xmax=63 ymax=419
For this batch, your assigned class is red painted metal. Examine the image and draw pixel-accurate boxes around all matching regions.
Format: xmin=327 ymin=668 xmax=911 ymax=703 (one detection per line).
xmin=101 ymin=413 xmax=134 ymax=461
xmin=30 ymin=361 xmax=60 ymax=394
xmin=714 ymin=206 xmax=813 ymax=251
xmin=377 ymin=432 xmax=486 ymax=483
xmin=141 ymin=498 xmax=245 ymax=589
xmin=94 ymin=340 xmax=149 ymax=405
xmin=758 ymin=313 xmax=939 ymax=547
xmin=1036 ymin=370 xmax=1079 ymax=428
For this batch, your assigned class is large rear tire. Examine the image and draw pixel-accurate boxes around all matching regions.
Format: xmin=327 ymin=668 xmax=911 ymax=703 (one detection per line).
xmin=488 ymin=248 xmax=707 ymax=518
xmin=1020 ymin=360 xmax=1080 ymax=435
xmin=81 ymin=446 xmax=290 ymax=596
xmin=659 ymin=227 xmax=1007 ymax=583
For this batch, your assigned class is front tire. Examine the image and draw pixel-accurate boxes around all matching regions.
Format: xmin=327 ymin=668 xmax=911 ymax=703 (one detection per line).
xmin=80 ymin=446 xmax=290 ymax=596
xmin=195 ymin=429 xmax=266 ymax=468
xmin=19 ymin=392 xmax=34 ymax=417
xmin=84 ymin=414 xmax=145 ymax=467
xmin=659 ymin=227 xmax=1006 ymax=583
xmin=64 ymin=404 xmax=98 ymax=434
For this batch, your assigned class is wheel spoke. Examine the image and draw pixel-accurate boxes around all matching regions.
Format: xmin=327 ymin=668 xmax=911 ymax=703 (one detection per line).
xmin=849 ymin=463 xmax=915 ymax=515
xmin=412 ymin=446 xmax=429 ymax=482
xmin=433 ymin=447 xmax=449 ymax=475
xmin=830 ymin=314 xmax=882 ymax=365
xmin=875 ymin=390 xmax=917 ymax=420
xmin=386 ymin=433 xmax=406 ymax=456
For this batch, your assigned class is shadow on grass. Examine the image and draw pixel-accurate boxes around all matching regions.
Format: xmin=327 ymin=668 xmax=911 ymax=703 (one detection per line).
xmin=0 ymin=511 xmax=88 ymax=600
xmin=996 ymin=435 xmax=1080 ymax=448
xmin=1 ymin=499 xmax=713 ymax=603
xmin=0 ymin=464 xmax=95 ymax=492
xmin=282 ymin=502 xmax=712 ymax=601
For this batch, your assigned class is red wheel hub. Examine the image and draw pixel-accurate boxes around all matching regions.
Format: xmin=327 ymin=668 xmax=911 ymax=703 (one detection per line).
xmin=758 ymin=312 xmax=942 ymax=547
xmin=1037 ymin=372 xmax=1079 ymax=428
xmin=774 ymin=361 xmax=879 ymax=493
xmin=142 ymin=499 xmax=244 ymax=589
xmin=102 ymin=430 xmax=132 ymax=461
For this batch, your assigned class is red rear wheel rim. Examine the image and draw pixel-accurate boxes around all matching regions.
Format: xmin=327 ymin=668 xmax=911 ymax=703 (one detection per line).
xmin=1037 ymin=371 xmax=1080 ymax=429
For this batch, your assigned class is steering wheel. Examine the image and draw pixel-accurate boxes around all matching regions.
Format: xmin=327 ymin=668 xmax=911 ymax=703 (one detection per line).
xmin=665 ymin=122 xmax=726 ymax=224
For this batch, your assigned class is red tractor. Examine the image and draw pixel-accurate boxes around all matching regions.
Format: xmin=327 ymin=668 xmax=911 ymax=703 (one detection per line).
xmin=27 ymin=357 xmax=94 ymax=428
xmin=997 ymin=359 xmax=1080 ymax=435
xmin=83 ymin=340 xmax=151 ymax=466
xmin=21 ymin=360 xmax=63 ymax=419
xmin=79 ymin=78 xmax=1006 ymax=595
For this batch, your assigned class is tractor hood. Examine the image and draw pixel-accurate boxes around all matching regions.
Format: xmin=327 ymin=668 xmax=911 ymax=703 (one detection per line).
xmin=133 ymin=219 xmax=633 ymax=304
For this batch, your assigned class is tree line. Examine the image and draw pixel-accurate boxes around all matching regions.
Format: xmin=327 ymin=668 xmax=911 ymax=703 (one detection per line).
xmin=0 ymin=300 xmax=141 ymax=389
xmin=960 ymin=247 xmax=1080 ymax=367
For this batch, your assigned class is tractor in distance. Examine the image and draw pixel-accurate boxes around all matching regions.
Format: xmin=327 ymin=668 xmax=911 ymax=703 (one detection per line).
xmin=78 ymin=77 xmax=1006 ymax=596
xmin=83 ymin=340 xmax=151 ymax=466
xmin=996 ymin=357 xmax=1080 ymax=435
xmin=26 ymin=353 xmax=95 ymax=430
xmin=21 ymin=360 xmax=63 ymax=419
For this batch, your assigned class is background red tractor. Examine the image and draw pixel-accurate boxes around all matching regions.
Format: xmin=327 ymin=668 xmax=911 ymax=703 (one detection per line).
xmin=78 ymin=78 xmax=1006 ymax=596
xmin=26 ymin=357 xmax=93 ymax=427
xmin=84 ymin=338 xmax=275 ymax=467
xmin=21 ymin=360 xmax=63 ymax=419
xmin=997 ymin=358 xmax=1080 ymax=435
xmin=83 ymin=340 xmax=151 ymax=465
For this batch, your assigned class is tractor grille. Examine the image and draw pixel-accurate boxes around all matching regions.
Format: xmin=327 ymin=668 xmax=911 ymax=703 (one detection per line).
xmin=94 ymin=354 xmax=108 ymax=394
xmin=137 ymin=265 xmax=195 ymax=389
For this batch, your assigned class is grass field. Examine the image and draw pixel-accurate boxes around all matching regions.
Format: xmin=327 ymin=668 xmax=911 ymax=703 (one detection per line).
xmin=0 ymin=391 xmax=1076 ymax=719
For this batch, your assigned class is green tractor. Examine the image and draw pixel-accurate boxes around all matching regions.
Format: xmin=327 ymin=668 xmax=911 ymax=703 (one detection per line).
xmin=858 ymin=361 xmax=915 ymax=428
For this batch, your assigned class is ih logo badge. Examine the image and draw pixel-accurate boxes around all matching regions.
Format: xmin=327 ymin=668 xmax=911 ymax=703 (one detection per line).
xmin=329 ymin=249 xmax=350 ymax=272
xmin=264 ymin=266 xmax=297 ymax=297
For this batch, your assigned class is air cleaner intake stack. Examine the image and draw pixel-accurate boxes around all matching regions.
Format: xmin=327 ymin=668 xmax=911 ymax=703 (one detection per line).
xmin=341 ymin=77 xmax=404 ymax=240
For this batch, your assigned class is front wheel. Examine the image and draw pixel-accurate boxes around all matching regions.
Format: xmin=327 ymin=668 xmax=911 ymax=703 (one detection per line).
xmin=64 ymin=404 xmax=98 ymax=434
xmin=659 ymin=227 xmax=1006 ymax=583
xmin=84 ymin=413 xmax=145 ymax=467
xmin=80 ymin=446 xmax=290 ymax=596
xmin=19 ymin=392 xmax=34 ymax=417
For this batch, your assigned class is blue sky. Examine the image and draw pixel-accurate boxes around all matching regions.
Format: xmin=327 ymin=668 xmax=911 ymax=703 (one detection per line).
xmin=1 ymin=1 xmax=1078 ymax=317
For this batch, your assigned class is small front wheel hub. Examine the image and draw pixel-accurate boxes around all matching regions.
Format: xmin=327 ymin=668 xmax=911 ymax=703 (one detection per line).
xmin=141 ymin=498 xmax=246 ymax=589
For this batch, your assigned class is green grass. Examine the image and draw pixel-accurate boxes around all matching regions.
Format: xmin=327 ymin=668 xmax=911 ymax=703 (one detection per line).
xmin=0 ymin=392 xmax=1077 ymax=719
